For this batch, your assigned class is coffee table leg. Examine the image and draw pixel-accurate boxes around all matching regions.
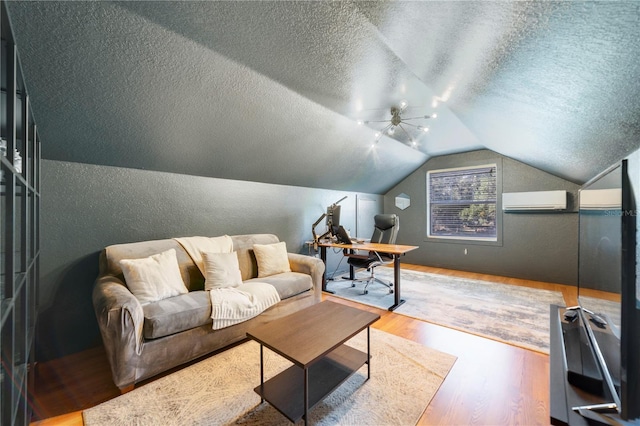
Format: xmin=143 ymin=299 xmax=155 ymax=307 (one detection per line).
xmin=304 ymin=368 xmax=309 ymax=425
xmin=260 ymin=344 xmax=264 ymax=403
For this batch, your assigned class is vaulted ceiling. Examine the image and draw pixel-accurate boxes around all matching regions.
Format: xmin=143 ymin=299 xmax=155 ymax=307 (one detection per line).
xmin=6 ymin=1 xmax=640 ymax=194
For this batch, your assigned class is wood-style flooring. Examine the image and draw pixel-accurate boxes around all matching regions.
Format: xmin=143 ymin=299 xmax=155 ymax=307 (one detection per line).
xmin=29 ymin=264 xmax=576 ymax=425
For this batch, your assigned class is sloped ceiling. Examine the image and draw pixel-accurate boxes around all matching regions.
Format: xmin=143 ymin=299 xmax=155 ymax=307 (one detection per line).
xmin=6 ymin=1 xmax=640 ymax=194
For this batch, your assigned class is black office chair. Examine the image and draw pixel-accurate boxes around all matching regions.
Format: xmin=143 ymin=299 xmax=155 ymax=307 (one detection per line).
xmin=347 ymin=214 xmax=399 ymax=294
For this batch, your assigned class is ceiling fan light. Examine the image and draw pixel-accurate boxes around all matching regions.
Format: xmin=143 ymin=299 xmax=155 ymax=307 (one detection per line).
xmin=432 ymin=113 xmax=438 ymax=119
xmin=364 ymin=104 xmax=433 ymax=146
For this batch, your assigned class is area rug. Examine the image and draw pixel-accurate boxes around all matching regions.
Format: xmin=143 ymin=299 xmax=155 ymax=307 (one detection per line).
xmin=328 ymin=268 xmax=566 ymax=353
xmin=83 ymin=328 xmax=456 ymax=426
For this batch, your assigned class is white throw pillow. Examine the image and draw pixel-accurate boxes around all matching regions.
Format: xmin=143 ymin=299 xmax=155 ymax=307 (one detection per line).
xmin=120 ymin=249 xmax=188 ymax=305
xmin=203 ymin=251 xmax=243 ymax=290
xmin=253 ymin=241 xmax=291 ymax=278
xmin=174 ymin=235 xmax=234 ymax=275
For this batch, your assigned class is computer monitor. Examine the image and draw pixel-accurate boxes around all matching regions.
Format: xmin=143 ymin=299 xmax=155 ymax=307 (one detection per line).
xmin=326 ymin=204 xmax=341 ymax=230
xmin=311 ymin=196 xmax=347 ymax=246
xmin=333 ymin=225 xmax=352 ymax=244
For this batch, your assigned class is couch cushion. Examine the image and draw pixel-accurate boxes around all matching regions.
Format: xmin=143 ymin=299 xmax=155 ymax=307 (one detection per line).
xmin=142 ymin=291 xmax=211 ymax=339
xmin=174 ymin=235 xmax=233 ymax=276
xmin=120 ymin=249 xmax=188 ymax=305
xmin=253 ymin=242 xmax=291 ymax=278
xmin=231 ymin=234 xmax=280 ymax=280
xmin=202 ymin=251 xmax=243 ymax=290
xmin=245 ymin=272 xmax=312 ymax=300
xmin=103 ymin=239 xmax=205 ymax=292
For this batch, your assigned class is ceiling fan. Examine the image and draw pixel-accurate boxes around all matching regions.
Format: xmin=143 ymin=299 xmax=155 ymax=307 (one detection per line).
xmin=358 ymin=101 xmax=437 ymax=148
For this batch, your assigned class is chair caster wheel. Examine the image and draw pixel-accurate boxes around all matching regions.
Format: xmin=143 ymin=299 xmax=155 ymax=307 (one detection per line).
xmin=389 ymin=290 xmax=394 ymax=294
xmin=363 ymin=290 xmax=368 ymax=295
xmin=351 ymin=284 xmax=355 ymax=288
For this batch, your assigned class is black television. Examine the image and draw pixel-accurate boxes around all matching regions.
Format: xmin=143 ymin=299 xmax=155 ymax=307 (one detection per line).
xmin=575 ymin=159 xmax=640 ymax=422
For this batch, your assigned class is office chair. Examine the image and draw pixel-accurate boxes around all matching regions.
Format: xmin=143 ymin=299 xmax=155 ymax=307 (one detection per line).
xmin=347 ymin=214 xmax=399 ymax=294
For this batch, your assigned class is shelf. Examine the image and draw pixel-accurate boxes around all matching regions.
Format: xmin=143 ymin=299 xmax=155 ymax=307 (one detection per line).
xmin=1 ymin=297 xmax=11 ymax=328
xmin=550 ymin=305 xmax=620 ymax=425
xmin=10 ymin=364 xmax=27 ymax=426
xmin=254 ymin=344 xmax=368 ymax=423
xmin=1 ymin=2 xmax=42 ymax=423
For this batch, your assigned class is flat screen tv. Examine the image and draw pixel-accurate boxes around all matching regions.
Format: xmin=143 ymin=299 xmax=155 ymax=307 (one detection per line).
xmin=577 ymin=159 xmax=640 ymax=422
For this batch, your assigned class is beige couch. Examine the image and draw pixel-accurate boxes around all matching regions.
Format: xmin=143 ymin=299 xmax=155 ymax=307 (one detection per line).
xmin=92 ymin=234 xmax=324 ymax=391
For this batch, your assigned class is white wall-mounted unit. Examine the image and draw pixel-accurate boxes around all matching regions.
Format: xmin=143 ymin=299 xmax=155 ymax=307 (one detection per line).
xmin=579 ymin=188 xmax=621 ymax=210
xmin=502 ymin=190 xmax=567 ymax=211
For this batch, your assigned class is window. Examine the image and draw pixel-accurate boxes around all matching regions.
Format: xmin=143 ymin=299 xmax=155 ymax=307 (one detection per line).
xmin=427 ymin=164 xmax=497 ymax=241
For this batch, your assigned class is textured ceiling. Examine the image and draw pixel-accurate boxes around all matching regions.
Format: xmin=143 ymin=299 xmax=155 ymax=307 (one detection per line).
xmin=5 ymin=1 xmax=640 ymax=194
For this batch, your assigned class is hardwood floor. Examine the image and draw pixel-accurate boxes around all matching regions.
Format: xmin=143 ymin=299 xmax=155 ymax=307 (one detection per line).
xmin=30 ymin=265 xmax=576 ymax=425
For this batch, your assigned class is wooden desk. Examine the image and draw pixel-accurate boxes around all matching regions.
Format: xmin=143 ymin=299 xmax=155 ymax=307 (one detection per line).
xmin=317 ymin=241 xmax=419 ymax=311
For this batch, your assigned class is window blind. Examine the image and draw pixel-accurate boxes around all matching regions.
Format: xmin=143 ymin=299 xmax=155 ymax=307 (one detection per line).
xmin=428 ymin=165 xmax=497 ymax=239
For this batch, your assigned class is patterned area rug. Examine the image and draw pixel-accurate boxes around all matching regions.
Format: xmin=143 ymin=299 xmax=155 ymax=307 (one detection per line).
xmin=328 ymin=268 xmax=566 ymax=353
xmin=83 ymin=328 xmax=456 ymax=426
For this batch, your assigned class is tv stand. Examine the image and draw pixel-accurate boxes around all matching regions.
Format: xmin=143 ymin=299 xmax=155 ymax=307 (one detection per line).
xmin=562 ymin=308 xmax=604 ymax=395
xmin=550 ymin=305 xmax=627 ymax=425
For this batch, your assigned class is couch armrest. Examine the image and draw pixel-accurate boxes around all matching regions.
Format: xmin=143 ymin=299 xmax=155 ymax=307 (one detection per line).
xmin=288 ymin=253 xmax=325 ymax=300
xmin=92 ymin=275 xmax=144 ymax=389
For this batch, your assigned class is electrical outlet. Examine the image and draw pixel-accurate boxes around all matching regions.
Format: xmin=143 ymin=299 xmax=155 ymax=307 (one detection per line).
xmin=464 ymin=248 xmax=468 ymax=255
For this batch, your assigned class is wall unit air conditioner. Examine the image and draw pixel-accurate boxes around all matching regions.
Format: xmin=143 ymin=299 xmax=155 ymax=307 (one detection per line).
xmin=579 ymin=188 xmax=621 ymax=210
xmin=502 ymin=190 xmax=567 ymax=211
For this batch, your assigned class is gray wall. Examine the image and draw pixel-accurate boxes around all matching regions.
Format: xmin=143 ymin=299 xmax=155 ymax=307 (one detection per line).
xmin=39 ymin=160 xmax=382 ymax=361
xmin=39 ymin=150 xmax=583 ymax=361
xmin=384 ymin=149 xmax=580 ymax=285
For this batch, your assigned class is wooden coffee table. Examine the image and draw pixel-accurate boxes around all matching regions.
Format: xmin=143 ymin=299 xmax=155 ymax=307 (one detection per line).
xmin=246 ymin=301 xmax=380 ymax=425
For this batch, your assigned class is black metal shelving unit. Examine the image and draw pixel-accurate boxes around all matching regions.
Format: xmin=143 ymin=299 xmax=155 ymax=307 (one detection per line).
xmin=1 ymin=1 xmax=41 ymax=424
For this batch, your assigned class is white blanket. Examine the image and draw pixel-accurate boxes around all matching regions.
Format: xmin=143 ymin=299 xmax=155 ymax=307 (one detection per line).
xmin=210 ymin=282 xmax=280 ymax=330
xmin=174 ymin=235 xmax=233 ymax=275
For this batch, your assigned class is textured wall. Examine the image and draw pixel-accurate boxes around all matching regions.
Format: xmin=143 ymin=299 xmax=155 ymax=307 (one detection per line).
xmin=384 ymin=149 xmax=580 ymax=285
xmin=7 ymin=2 xmax=640 ymax=195
xmin=39 ymin=160 xmax=381 ymax=361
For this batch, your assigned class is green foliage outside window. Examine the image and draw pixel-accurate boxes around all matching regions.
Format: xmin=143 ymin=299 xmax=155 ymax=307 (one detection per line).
xmin=428 ymin=165 xmax=497 ymax=240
